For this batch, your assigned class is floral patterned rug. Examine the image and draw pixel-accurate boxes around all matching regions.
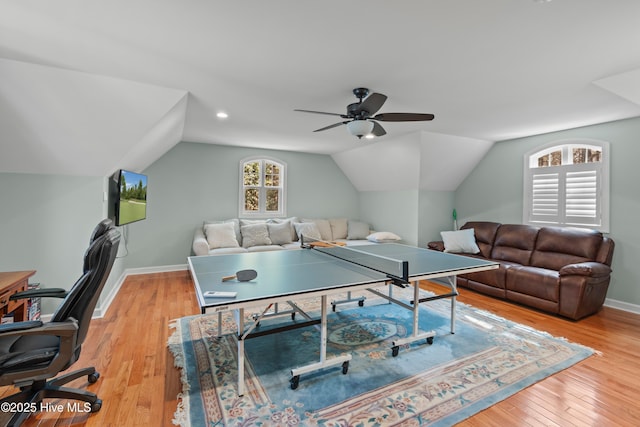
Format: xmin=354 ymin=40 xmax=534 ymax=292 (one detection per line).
xmin=168 ymin=289 xmax=594 ymax=426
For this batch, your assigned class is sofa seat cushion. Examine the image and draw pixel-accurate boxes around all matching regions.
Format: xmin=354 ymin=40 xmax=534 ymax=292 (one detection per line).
xmin=506 ymin=266 xmax=559 ymax=302
xmin=246 ymin=245 xmax=284 ymax=253
xmin=209 ymin=247 xmax=249 ymax=255
xmin=490 ymin=224 xmax=539 ymax=265
xmin=281 ymin=242 xmax=302 ymax=250
xmin=461 ymin=259 xmax=519 ymax=290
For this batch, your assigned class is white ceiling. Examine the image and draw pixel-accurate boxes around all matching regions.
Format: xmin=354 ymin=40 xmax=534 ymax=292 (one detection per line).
xmin=1 ymin=0 xmax=640 ymax=179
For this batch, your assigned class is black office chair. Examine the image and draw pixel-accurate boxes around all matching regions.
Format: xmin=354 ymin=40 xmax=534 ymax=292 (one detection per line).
xmin=0 ymin=219 xmax=120 ymax=426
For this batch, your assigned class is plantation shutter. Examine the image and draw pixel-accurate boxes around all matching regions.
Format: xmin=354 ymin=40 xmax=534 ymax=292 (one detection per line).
xmin=530 ymin=172 xmax=560 ymax=223
xmin=565 ymin=169 xmax=599 ymax=227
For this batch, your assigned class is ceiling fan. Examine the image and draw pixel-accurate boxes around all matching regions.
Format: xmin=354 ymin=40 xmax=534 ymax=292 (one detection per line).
xmin=295 ymin=87 xmax=434 ymax=139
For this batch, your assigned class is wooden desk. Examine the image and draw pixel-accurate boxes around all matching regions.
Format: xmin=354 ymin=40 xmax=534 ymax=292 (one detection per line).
xmin=0 ymin=270 xmax=35 ymax=322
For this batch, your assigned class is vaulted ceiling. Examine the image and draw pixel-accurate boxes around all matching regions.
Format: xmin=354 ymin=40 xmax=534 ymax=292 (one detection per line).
xmin=2 ymin=0 xmax=640 ymax=187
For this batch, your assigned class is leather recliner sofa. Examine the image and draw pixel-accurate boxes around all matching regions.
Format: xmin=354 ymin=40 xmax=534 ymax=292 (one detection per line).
xmin=428 ymin=221 xmax=615 ymax=320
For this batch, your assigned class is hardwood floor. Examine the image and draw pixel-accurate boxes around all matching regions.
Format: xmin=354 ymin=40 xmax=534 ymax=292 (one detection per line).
xmin=2 ymin=272 xmax=639 ymax=426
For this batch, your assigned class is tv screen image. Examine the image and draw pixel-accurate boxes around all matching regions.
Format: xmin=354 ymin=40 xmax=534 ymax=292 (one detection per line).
xmin=116 ymin=170 xmax=147 ymax=226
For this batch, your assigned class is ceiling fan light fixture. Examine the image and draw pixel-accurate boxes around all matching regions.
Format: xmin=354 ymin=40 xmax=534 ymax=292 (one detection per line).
xmin=347 ymin=120 xmax=374 ymax=139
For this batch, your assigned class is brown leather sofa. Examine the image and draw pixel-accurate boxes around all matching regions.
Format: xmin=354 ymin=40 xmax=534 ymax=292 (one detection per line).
xmin=428 ymin=221 xmax=615 ymax=320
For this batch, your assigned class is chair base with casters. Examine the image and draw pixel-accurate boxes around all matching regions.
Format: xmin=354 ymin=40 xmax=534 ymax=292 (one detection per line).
xmin=1 ymin=367 xmax=102 ymax=427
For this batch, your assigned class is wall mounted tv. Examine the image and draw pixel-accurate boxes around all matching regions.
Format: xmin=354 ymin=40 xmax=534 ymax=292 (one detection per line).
xmin=110 ymin=170 xmax=148 ymax=226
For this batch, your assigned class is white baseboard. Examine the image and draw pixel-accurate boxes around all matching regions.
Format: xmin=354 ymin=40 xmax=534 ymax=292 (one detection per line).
xmin=603 ymin=298 xmax=640 ymax=315
xmin=95 ymin=264 xmax=188 ymax=318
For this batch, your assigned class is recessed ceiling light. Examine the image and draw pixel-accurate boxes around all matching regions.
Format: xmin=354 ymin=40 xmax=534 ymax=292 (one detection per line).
xmin=364 ymin=134 xmax=375 ymax=140
xmin=216 ymin=112 xmax=228 ymax=119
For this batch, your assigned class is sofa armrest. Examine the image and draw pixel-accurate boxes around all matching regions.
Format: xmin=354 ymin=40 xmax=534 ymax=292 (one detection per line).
xmin=559 ymin=262 xmax=611 ymax=278
xmin=192 ymin=227 xmax=210 ymax=256
xmin=427 ymin=241 xmax=445 ymax=252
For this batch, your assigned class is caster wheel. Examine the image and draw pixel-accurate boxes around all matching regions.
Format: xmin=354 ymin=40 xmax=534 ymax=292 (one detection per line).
xmin=391 ymin=346 xmax=399 ymax=357
xmin=342 ymin=361 xmax=349 ymax=375
xmin=427 ymin=337 xmax=434 ymax=345
xmin=290 ymin=375 xmax=300 ymax=390
xmin=358 ymin=300 xmax=364 ymax=307
xmin=88 ymin=372 xmax=100 ymax=384
xmin=91 ymin=399 xmax=102 ymax=413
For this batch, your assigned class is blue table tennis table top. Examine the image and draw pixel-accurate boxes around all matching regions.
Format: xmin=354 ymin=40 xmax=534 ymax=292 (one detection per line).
xmin=188 ymin=243 xmax=498 ymax=312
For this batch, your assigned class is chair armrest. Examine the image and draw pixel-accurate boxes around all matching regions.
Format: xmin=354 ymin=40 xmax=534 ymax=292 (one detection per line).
xmin=193 ymin=227 xmax=210 ymax=256
xmin=10 ymin=288 xmax=67 ymax=301
xmin=427 ymin=241 xmax=445 ymax=252
xmin=559 ymin=262 xmax=611 ymax=278
xmin=0 ymin=320 xmax=43 ymax=333
xmin=0 ymin=319 xmax=78 ymax=339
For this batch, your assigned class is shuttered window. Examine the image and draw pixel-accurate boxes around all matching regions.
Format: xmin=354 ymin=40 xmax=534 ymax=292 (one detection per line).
xmin=523 ymin=141 xmax=609 ymax=232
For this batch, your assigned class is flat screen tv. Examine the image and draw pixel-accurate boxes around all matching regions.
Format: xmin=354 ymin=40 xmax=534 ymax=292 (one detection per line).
xmin=114 ymin=170 xmax=147 ymax=226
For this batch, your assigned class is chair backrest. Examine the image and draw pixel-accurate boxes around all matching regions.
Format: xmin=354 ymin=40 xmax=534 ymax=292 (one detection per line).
xmin=51 ymin=219 xmax=121 ymax=347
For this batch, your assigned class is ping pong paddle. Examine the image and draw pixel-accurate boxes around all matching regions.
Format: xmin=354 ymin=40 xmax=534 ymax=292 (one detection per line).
xmin=222 ymin=269 xmax=257 ymax=282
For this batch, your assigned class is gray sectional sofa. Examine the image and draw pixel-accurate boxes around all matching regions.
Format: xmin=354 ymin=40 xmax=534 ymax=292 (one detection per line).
xmin=192 ymin=217 xmax=400 ymax=256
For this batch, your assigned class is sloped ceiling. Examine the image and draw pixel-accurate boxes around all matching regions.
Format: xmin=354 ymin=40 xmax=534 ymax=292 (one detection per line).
xmin=0 ymin=59 xmax=187 ymax=176
xmin=332 ymin=132 xmax=493 ymax=192
xmin=2 ymin=0 xmax=640 ymax=188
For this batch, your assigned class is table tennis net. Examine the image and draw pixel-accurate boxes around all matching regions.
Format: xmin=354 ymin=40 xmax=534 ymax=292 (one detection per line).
xmin=301 ymin=236 xmax=409 ymax=283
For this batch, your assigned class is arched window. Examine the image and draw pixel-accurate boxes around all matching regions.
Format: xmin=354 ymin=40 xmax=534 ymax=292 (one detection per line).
xmin=239 ymin=157 xmax=287 ymax=217
xmin=523 ymin=139 xmax=609 ymax=232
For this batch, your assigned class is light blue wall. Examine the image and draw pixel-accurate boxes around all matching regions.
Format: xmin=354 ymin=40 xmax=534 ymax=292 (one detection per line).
xmin=358 ymin=190 xmax=456 ymax=247
xmin=0 ymin=173 xmax=123 ymax=314
xmin=121 ymin=142 xmax=361 ymax=268
xmin=455 ymin=116 xmax=640 ymax=306
xmin=418 ymin=190 xmax=456 ymax=247
xmin=359 ymin=190 xmax=419 ymax=245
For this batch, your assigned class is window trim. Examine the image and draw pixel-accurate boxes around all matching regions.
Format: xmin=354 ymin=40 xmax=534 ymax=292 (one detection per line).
xmin=238 ymin=156 xmax=287 ymax=218
xmin=523 ymin=139 xmax=610 ymax=232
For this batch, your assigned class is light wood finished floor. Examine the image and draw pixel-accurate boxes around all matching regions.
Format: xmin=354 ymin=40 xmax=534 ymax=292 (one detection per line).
xmin=2 ymin=271 xmax=639 ymax=426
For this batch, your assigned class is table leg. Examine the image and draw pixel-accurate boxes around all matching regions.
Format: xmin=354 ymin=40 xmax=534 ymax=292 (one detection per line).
xmin=236 ymin=308 xmax=245 ymax=396
xmin=290 ymin=295 xmax=351 ymax=389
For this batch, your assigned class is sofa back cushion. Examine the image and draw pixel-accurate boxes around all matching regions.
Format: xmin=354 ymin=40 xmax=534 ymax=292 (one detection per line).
xmin=461 ymin=221 xmax=500 ymax=258
xmin=490 ymin=224 xmax=539 ymax=265
xmin=530 ymin=227 xmax=603 ymax=271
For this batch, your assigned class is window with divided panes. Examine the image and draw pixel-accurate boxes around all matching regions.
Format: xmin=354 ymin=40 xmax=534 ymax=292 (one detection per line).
xmin=240 ymin=158 xmax=286 ymax=217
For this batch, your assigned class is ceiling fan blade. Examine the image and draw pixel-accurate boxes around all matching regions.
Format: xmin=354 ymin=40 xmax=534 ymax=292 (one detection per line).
xmin=295 ymin=109 xmax=346 ymax=118
xmin=371 ymin=121 xmax=386 ymax=137
xmin=355 ymin=93 xmax=387 ymax=116
xmin=372 ymin=113 xmax=435 ymax=122
xmin=313 ymin=121 xmax=349 ymax=132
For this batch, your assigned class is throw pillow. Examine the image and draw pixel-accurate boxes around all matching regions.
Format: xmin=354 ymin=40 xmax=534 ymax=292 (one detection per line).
xmin=347 ymin=220 xmax=370 ymax=240
xmin=329 ymin=218 xmax=348 ymax=239
xmin=302 ymin=218 xmax=333 ymax=241
xmin=204 ymin=222 xmax=240 ymax=249
xmin=441 ymin=228 xmax=480 ymax=254
xmin=267 ymin=221 xmax=293 ymax=245
xmin=241 ymin=223 xmax=272 ymax=248
xmin=269 ymin=217 xmax=299 ymax=241
xmin=367 ymin=231 xmax=402 ymax=243
xmin=204 ymin=219 xmax=241 ymax=246
xmin=293 ymin=222 xmax=322 ymax=242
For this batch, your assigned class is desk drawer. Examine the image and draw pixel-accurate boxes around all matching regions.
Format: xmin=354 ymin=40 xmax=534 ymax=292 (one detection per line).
xmin=1 ymin=281 xmax=27 ymax=314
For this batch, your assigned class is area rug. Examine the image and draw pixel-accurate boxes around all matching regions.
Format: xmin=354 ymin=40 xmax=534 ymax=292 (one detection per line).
xmin=168 ymin=288 xmax=594 ymax=426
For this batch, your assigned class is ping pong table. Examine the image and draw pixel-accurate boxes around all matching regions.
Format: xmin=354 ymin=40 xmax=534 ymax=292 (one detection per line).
xmin=187 ymin=240 xmax=498 ymax=395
